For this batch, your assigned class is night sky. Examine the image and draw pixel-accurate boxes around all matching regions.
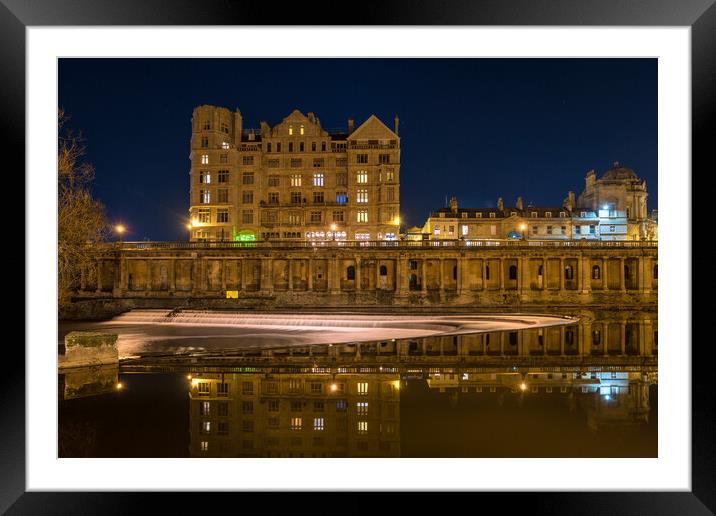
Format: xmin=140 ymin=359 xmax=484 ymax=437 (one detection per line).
xmin=58 ymin=58 xmax=657 ymax=241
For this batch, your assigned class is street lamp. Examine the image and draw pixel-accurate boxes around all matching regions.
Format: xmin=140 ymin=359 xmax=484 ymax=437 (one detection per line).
xmin=115 ymin=224 xmax=125 ymax=243
xmin=330 ymin=223 xmax=337 ymax=241
xmin=519 ymin=223 xmax=527 ymax=241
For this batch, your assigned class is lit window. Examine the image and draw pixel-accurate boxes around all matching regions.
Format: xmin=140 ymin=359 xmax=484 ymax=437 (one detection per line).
xmin=356 ymin=170 xmax=368 ymax=184
xmin=222 ymin=141 xmax=230 ymax=149
xmin=545 ymin=212 xmax=552 ymax=218
xmin=300 ymin=124 xmax=304 ymax=135
xmin=357 ymin=382 xmax=368 ymax=395
xmin=199 ymin=172 xmax=210 ymax=184
xmin=357 ymin=189 xmax=368 ymax=203
xmin=201 ymin=154 xmax=209 ymax=164
xmin=355 ymin=232 xmax=370 ymax=240
xmin=357 ymin=421 xmax=368 ymax=434
xmin=202 ymin=421 xmax=211 ymax=434
xmin=200 ymin=401 xmax=210 ymax=416
xmin=313 ymin=173 xmax=324 ymax=187
xmin=336 ymin=192 xmax=347 ymax=205
xmin=291 ymin=417 xmax=302 ymax=430
xmin=357 ymin=210 xmax=368 ymax=223
xmin=313 ymin=418 xmax=324 ymax=431
xmin=217 ymin=209 xmax=229 ymax=223
xmin=489 ymin=212 xmax=496 ymax=218
xmin=197 ymin=382 xmax=210 ymax=394
xmin=356 ymin=402 xmax=368 ymax=416
xmin=200 ymin=190 xmax=211 ymax=204
xmin=289 ymin=126 xmax=293 ymax=135
xmin=461 ymin=225 xmax=468 ymax=236
xmin=198 ymin=209 xmax=210 ymax=223
xmin=290 ymin=174 xmax=302 ymax=187
xmin=200 ymin=441 xmax=208 ymax=451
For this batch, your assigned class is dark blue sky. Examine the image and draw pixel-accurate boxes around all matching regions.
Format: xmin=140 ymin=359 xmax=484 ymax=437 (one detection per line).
xmin=58 ymin=58 xmax=657 ymax=241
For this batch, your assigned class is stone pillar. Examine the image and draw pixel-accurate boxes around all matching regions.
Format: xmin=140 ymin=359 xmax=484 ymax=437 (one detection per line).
xmin=240 ymin=260 xmax=246 ymax=291
xmin=355 ymin=257 xmax=362 ymax=291
xmin=146 ymin=259 xmax=153 ymax=291
xmin=498 ymin=259 xmax=504 ymax=291
xmin=558 ymin=258 xmax=564 ymax=292
xmin=638 ymin=256 xmax=646 ymax=293
xmin=438 ymin=258 xmax=444 ymax=292
xmin=519 ymin=257 xmax=530 ymax=293
xmin=169 ymin=259 xmax=176 ymax=291
xmin=288 ymin=260 xmax=293 ymax=291
xmin=456 ymin=256 xmax=464 ymax=295
xmin=560 ymin=327 xmax=565 ymax=356
xmin=397 ymin=257 xmax=407 ymax=295
xmin=578 ymin=321 xmax=587 ymax=356
xmin=330 ymin=257 xmax=340 ymax=294
xmin=602 ymin=257 xmax=609 ymax=291
xmin=95 ymin=260 xmax=103 ymax=293
xmin=541 ymin=257 xmax=546 ymax=290
xmin=307 ymin=258 xmax=313 ymax=291
xmin=191 ymin=256 xmax=200 ymax=294
xmin=221 ymin=260 xmax=227 ymax=292
xmin=620 ymin=322 xmax=626 ymax=355
xmin=620 ymin=258 xmax=626 ymax=292
xmin=421 ymin=259 xmax=427 ymax=292
xmin=581 ymin=256 xmax=591 ymax=293
xmin=481 ymin=258 xmax=486 ymax=290
xmin=120 ymin=257 xmax=128 ymax=291
xmin=261 ymin=257 xmax=273 ymax=293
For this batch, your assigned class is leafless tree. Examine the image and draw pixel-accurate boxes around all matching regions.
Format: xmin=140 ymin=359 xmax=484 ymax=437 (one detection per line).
xmin=58 ymin=108 xmax=109 ymax=308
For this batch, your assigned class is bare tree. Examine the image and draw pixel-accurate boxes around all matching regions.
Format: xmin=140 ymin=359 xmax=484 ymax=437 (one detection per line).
xmin=58 ymin=109 xmax=109 ymax=308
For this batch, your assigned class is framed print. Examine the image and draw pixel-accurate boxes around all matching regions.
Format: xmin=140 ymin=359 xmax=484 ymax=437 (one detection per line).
xmin=5 ymin=0 xmax=713 ymax=512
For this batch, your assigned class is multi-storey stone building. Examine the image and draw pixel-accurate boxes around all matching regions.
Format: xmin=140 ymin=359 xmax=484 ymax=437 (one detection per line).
xmin=422 ymin=162 xmax=657 ymax=242
xmin=189 ymin=105 xmax=401 ymax=243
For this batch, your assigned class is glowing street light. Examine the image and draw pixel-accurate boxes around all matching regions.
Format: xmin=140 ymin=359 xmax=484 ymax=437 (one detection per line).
xmin=520 ymin=382 xmax=527 ymax=391
xmin=330 ymin=223 xmax=337 ymax=241
xmin=115 ymin=224 xmax=125 ymax=243
xmin=519 ymin=223 xmax=527 ymax=241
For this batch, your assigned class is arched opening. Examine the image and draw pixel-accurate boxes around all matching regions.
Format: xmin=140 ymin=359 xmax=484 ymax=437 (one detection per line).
xmin=379 ymin=265 xmax=388 ymax=276
xmin=347 ymin=266 xmax=355 ymax=280
xmin=485 ymin=265 xmax=490 ymax=280
xmin=509 ymin=265 xmax=517 ymax=280
xmin=564 ymin=265 xmax=573 ymax=280
xmin=453 ymin=266 xmax=457 ymax=281
xmin=592 ymin=265 xmax=601 ymax=280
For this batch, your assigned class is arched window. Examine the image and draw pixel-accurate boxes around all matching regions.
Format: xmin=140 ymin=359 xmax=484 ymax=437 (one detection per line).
xmin=538 ymin=265 xmax=543 ymax=276
xmin=509 ymin=265 xmax=517 ymax=280
xmin=453 ymin=266 xmax=458 ymax=281
xmin=347 ymin=266 xmax=355 ymax=280
xmin=653 ymin=263 xmax=658 ymax=279
xmin=485 ymin=265 xmax=490 ymax=280
xmin=565 ymin=329 xmax=574 ymax=346
xmin=624 ymin=265 xmax=630 ymax=281
xmin=592 ymin=265 xmax=601 ymax=280
xmin=564 ymin=265 xmax=573 ymax=280
xmin=379 ymin=265 xmax=388 ymax=276
xmin=592 ymin=329 xmax=601 ymax=346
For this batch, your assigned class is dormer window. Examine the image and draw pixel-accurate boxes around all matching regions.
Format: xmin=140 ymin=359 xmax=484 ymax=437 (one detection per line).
xmin=559 ymin=211 xmax=566 ymax=217
xmin=300 ymin=124 xmax=305 ymax=135
xmin=489 ymin=213 xmax=496 ymax=218
xmin=531 ymin=212 xmax=538 ymax=218
xmin=289 ymin=126 xmax=293 ymax=135
xmin=510 ymin=212 xmax=517 ymax=217
xmin=545 ymin=212 xmax=552 ymax=218
xmin=461 ymin=212 xmax=468 ymax=219
xmin=476 ymin=213 xmax=482 ymax=218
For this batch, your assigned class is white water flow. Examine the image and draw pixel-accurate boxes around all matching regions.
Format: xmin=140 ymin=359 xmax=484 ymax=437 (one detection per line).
xmin=80 ymin=309 xmax=578 ymax=358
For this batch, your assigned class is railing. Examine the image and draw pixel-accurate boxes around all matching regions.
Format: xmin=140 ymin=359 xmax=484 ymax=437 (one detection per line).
xmin=100 ymin=239 xmax=658 ymax=251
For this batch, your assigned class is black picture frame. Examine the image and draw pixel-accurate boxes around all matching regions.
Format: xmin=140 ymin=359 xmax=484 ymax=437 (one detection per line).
xmin=5 ymin=0 xmax=710 ymax=512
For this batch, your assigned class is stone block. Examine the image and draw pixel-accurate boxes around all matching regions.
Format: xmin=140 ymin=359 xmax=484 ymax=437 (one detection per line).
xmin=59 ymin=331 xmax=118 ymax=369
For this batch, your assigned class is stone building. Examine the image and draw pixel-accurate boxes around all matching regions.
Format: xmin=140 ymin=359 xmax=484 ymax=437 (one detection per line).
xmin=188 ymin=105 xmax=401 ymax=243
xmin=423 ymin=162 xmax=656 ymax=242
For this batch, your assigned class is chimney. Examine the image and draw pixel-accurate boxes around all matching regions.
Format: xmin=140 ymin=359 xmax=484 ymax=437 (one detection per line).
xmin=449 ymin=196 xmax=458 ymax=214
xmin=497 ymin=197 xmax=504 ymax=211
xmin=516 ymin=196 xmax=523 ymax=210
xmin=394 ymin=114 xmax=400 ymax=135
xmin=233 ymin=109 xmax=243 ymax=147
xmin=348 ymin=117 xmax=355 ymax=133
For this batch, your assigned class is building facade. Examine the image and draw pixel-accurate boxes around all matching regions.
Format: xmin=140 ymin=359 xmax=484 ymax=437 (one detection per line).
xmin=422 ymin=162 xmax=657 ymax=242
xmin=188 ymin=105 xmax=401 ymax=243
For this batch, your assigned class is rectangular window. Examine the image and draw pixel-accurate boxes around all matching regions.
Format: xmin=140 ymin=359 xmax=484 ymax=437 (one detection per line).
xmin=357 ymin=421 xmax=368 ymax=434
xmin=242 ymin=400 xmax=254 ymax=414
xmin=242 ymin=191 xmax=254 ymax=204
xmin=217 ymin=170 xmax=229 ymax=183
xmin=201 ymin=154 xmax=209 ymax=164
xmin=357 ymin=382 xmax=368 ymax=395
xmin=356 ymin=170 xmax=368 ymax=184
xmin=313 ymin=158 xmax=324 ymax=168
xmin=559 ymin=211 xmax=566 ymax=217
xmin=197 ymin=382 xmax=210 ymax=395
xmin=217 ymin=382 xmax=229 ymax=396
xmin=461 ymin=224 xmax=468 ymax=236
xmin=268 ymin=158 xmax=279 ymax=168
xmin=288 ymin=142 xmax=294 ymax=152
xmin=290 ymin=174 xmax=302 ymax=187
xmin=531 ymin=211 xmax=538 ymax=218
xmin=313 ymin=401 xmax=324 ymax=412
xmin=310 ymin=211 xmax=322 ymax=223
xmin=547 ymin=226 xmax=553 ymax=235
xmin=289 ymin=192 xmax=301 ymax=205
xmin=268 ymin=192 xmax=280 ymax=204
xmin=268 ymin=175 xmax=280 ymax=187
xmin=266 ymin=142 xmax=272 ymax=153
xmin=532 ymin=225 xmax=538 ymax=234
xmin=299 ymin=141 xmax=305 ymax=152
xmin=276 ymin=142 xmax=282 ymax=152
xmin=356 ymin=402 xmax=368 ymax=416
xmin=589 ymin=225 xmax=596 ymax=234
xmin=200 ymin=190 xmax=211 ymax=204
xmin=200 ymin=401 xmax=210 ymax=416
xmin=200 ymin=441 xmax=208 ymax=451
xmin=268 ymin=400 xmax=280 ymax=412
xmin=218 ymin=402 xmax=228 ymax=417
xmin=221 ymin=122 xmax=229 ymax=134
xmin=575 ymin=225 xmax=581 ymax=234
xmin=336 ymin=191 xmax=347 ymax=204
xmin=217 ymin=189 xmax=229 ymax=203
xmin=355 ymin=232 xmax=370 ymax=240
xmin=290 ymin=158 xmax=302 ymax=168
xmin=313 ymin=191 xmax=324 ymax=204
xmin=216 ymin=209 xmax=229 ymax=223
xmin=379 ymin=153 xmax=390 ymax=164
xmin=561 ymin=226 xmax=566 ymax=235
xmin=386 ymin=186 xmax=395 ymax=201
xmin=242 ymin=210 xmax=253 ymax=223
xmin=313 ymin=418 xmax=324 ymax=431
xmin=242 ymin=156 xmax=254 ymax=166
xmin=489 ymin=212 xmax=496 ymax=218
xmin=545 ymin=212 xmax=552 ymax=218
xmin=322 ymin=142 xmax=327 ymax=152
xmin=242 ymin=172 xmax=254 ymax=185
xmin=313 ymin=173 xmax=324 ymax=186
xmin=310 ymin=382 xmax=322 ymax=393
xmin=199 ymin=171 xmax=211 ymax=184
xmin=290 ymin=417 xmax=302 ymax=430
xmin=357 ymin=210 xmax=368 ymax=223
xmin=336 ymin=172 xmax=347 ymax=186
xmin=242 ymin=420 xmax=254 ymax=433
xmin=201 ymin=421 xmax=211 ymax=434
xmin=203 ymin=120 xmax=211 ymax=130
xmin=356 ymin=154 xmax=368 ymax=164
xmin=217 ymin=421 xmax=229 ymax=435
xmin=332 ymin=210 xmax=344 ymax=222
xmin=201 ymin=136 xmax=208 ymax=148
xmin=219 ymin=154 xmax=228 ymax=164
xmin=356 ymin=189 xmax=368 ymax=203
xmin=336 ymin=400 xmax=347 ymax=411
xmin=242 ymin=381 xmax=253 ymax=395
xmin=198 ymin=209 xmax=210 ymax=223
xmin=222 ymin=141 xmax=230 ymax=150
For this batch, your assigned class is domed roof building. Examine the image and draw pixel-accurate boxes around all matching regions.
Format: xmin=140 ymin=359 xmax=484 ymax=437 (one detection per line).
xmin=601 ymin=161 xmax=639 ymax=181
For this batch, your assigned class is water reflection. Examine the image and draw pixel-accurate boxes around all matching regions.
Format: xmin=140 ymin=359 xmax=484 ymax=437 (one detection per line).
xmin=58 ymin=311 xmax=657 ymax=458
